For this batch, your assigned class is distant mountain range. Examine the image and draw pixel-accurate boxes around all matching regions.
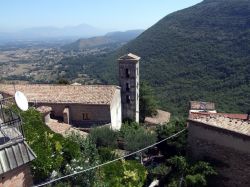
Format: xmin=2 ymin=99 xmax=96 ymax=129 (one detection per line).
xmin=63 ymin=30 xmax=144 ymax=50
xmin=0 ymin=23 xmax=108 ymax=41
xmin=83 ymin=0 xmax=250 ymax=116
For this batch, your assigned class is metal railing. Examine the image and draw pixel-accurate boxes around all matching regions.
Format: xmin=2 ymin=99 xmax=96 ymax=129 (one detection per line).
xmin=0 ymin=96 xmax=24 ymax=146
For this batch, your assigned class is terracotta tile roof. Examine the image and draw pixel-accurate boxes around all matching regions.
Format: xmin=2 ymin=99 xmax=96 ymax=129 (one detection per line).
xmin=190 ymin=112 xmax=248 ymax=120
xmin=189 ymin=112 xmax=250 ymax=136
xmin=145 ymin=110 xmax=171 ymax=125
xmin=36 ymin=106 xmax=52 ymax=114
xmin=0 ymin=84 xmax=119 ymax=105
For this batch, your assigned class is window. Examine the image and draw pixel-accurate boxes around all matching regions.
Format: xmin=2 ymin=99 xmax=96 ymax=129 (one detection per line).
xmin=126 ymin=83 xmax=130 ymax=92
xmin=82 ymin=113 xmax=90 ymax=120
xmin=126 ymin=95 xmax=131 ymax=104
xmin=50 ymin=111 xmax=55 ymax=119
xmin=126 ymin=69 xmax=130 ymax=78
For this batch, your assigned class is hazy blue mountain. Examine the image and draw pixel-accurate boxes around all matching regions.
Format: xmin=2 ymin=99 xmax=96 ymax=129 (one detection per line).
xmin=0 ymin=23 xmax=107 ymax=41
xmin=64 ymin=29 xmax=144 ymax=50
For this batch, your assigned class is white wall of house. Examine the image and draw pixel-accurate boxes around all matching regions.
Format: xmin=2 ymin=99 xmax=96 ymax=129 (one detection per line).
xmin=110 ymin=88 xmax=122 ymax=130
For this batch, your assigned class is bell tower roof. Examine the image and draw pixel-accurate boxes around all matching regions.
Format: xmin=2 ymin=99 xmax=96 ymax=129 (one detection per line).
xmin=118 ymin=53 xmax=141 ymax=61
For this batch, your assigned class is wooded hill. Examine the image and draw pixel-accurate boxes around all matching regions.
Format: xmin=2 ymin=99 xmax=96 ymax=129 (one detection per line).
xmin=65 ymin=0 xmax=250 ymax=116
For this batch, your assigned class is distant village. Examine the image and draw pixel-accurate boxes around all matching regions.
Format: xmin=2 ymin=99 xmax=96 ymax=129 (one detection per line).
xmin=0 ymin=53 xmax=250 ymax=186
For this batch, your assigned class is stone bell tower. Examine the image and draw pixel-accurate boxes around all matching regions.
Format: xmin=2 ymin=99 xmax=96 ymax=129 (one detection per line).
xmin=118 ymin=53 xmax=140 ymax=123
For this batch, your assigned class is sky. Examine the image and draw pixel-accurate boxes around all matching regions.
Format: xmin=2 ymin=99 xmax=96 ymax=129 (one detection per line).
xmin=0 ymin=0 xmax=202 ymax=31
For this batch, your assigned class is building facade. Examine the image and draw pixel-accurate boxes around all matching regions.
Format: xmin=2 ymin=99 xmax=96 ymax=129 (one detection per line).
xmin=118 ymin=53 xmax=140 ymax=123
xmin=0 ymin=84 xmax=122 ymax=130
xmin=188 ymin=102 xmax=250 ymax=186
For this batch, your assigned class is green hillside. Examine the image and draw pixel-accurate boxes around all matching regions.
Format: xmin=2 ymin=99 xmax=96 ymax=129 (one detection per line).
xmin=78 ymin=0 xmax=250 ymax=116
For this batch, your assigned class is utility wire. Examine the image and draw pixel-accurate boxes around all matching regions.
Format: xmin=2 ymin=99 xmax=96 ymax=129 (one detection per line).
xmin=33 ymin=128 xmax=187 ymax=187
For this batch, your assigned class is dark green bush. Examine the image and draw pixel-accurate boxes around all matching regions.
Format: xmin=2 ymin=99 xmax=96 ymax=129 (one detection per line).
xmin=156 ymin=118 xmax=187 ymax=156
xmin=98 ymin=147 xmax=118 ymax=162
xmin=89 ymin=126 xmax=118 ymax=148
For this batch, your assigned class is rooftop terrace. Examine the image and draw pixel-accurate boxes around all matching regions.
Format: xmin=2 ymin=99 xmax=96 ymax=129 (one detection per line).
xmin=189 ymin=112 xmax=250 ymax=136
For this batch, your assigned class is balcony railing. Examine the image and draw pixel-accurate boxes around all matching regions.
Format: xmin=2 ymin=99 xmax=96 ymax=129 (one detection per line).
xmin=0 ymin=96 xmax=24 ymax=147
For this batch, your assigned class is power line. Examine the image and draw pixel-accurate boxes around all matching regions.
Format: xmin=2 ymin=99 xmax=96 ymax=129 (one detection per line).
xmin=33 ymin=128 xmax=187 ymax=187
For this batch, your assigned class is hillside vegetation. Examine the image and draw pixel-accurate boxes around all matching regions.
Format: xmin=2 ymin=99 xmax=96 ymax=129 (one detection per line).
xmin=83 ymin=0 xmax=250 ymax=116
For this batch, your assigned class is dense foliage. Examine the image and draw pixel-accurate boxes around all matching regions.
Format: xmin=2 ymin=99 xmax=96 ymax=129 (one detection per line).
xmin=166 ymin=156 xmax=217 ymax=187
xmin=19 ymin=108 xmax=215 ymax=186
xmin=123 ymin=125 xmax=157 ymax=153
xmin=139 ymin=82 xmax=158 ymax=122
xmin=89 ymin=126 xmax=118 ymax=148
xmin=63 ymin=133 xmax=100 ymax=186
xmin=19 ymin=108 xmax=80 ymax=183
xmin=156 ymin=118 xmax=187 ymax=157
xmin=60 ymin=0 xmax=250 ymax=117
xmin=101 ymin=159 xmax=147 ymax=187
xmin=20 ymin=109 xmax=101 ymax=186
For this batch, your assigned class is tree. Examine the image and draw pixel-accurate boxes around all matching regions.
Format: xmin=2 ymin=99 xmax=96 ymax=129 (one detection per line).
xmin=122 ymin=122 xmax=157 ymax=163
xmin=63 ymin=132 xmax=100 ymax=187
xmin=156 ymin=118 xmax=187 ymax=157
xmin=101 ymin=159 xmax=148 ymax=187
xmin=166 ymin=156 xmax=217 ymax=187
xmin=57 ymin=79 xmax=70 ymax=84
xmin=139 ymin=82 xmax=158 ymax=122
xmin=89 ymin=126 xmax=118 ymax=148
xmin=124 ymin=127 xmax=157 ymax=153
xmin=18 ymin=108 xmax=81 ymax=183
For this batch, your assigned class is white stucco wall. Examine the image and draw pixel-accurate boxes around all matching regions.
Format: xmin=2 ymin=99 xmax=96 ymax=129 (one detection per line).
xmin=110 ymin=88 xmax=122 ymax=130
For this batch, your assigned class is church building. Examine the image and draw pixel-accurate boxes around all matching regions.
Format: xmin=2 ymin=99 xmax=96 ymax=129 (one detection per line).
xmin=0 ymin=53 xmax=140 ymax=130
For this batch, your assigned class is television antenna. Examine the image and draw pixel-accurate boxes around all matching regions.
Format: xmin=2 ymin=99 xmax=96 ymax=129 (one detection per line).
xmin=14 ymin=91 xmax=29 ymax=111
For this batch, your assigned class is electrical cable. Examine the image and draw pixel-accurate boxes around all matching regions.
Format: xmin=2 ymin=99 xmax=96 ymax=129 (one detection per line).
xmin=33 ymin=128 xmax=187 ymax=187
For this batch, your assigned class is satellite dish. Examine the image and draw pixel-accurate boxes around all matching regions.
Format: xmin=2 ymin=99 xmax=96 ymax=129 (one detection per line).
xmin=15 ymin=91 xmax=29 ymax=111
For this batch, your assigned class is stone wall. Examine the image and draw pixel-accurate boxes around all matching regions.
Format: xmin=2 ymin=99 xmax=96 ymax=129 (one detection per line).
xmin=35 ymin=102 xmax=111 ymax=127
xmin=189 ymin=101 xmax=215 ymax=110
xmin=119 ymin=59 xmax=139 ymax=122
xmin=188 ymin=121 xmax=250 ymax=186
xmin=0 ymin=164 xmax=33 ymax=187
xmin=110 ymin=88 xmax=122 ymax=130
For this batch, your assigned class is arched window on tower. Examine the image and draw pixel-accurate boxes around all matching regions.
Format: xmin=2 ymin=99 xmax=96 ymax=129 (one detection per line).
xmin=126 ymin=83 xmax=130 ymax=92
xmin=126 ymin=69 xmax=130 ymax=78
xmin=126 ymin=95 xmax=131 ymax=104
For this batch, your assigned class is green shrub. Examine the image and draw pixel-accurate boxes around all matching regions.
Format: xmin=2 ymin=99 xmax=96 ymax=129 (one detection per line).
xmin=63 ymin=132 xmax=100 ymax=186
xmin=149 ymin=164 xmax=171 ymax=179
xmin=20 ymin=109 xmax=65 ymax=182
xmin=89 ymin=126 xmax=118 ymax=148
xmin=156 ymin=118 xmax=187 ymax=156
xmin=166 ymin=156 xmax=217 ymax=187
xmin=119 ymin=121 xmax=141 ymax=139
xmin=101 ymin=160 xmax=148 ymax=187
xmin=123 ymin=125 xmax=157 ymax=152
xmin=140 ymin=82 xmax=158 ymax=122
xmin=98 ymin=147 xmax=118 ymax=162
xmin=19 ymin=108 xmax=82 ymax=183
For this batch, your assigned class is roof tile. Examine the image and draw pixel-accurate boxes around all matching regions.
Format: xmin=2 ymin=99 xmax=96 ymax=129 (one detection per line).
xmin=0 ymin=84 xmax=119 ymax=105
